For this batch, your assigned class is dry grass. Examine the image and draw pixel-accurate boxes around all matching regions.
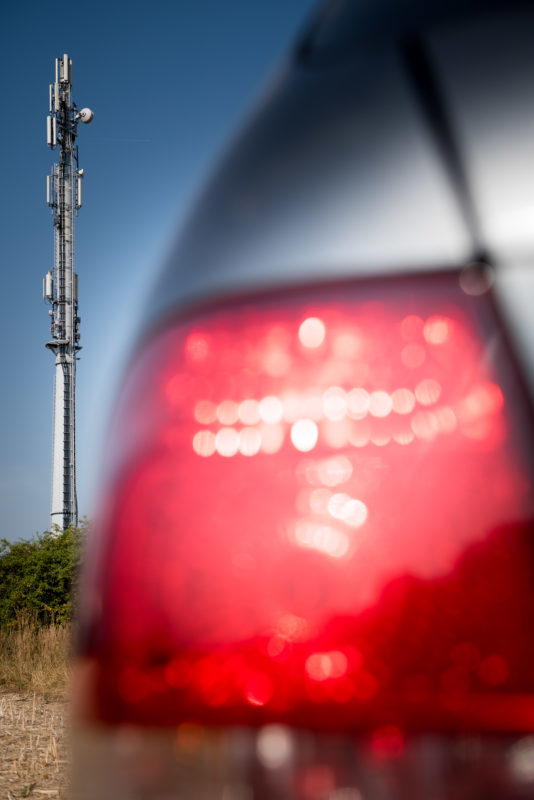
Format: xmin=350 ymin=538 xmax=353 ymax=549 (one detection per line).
xmin=0 ymin=625 xmax=71 ymax=797
xmin=0 ymin=623 xmax=71 ymax=695
xmin=0 ymin=692 xmax=69 ymax=798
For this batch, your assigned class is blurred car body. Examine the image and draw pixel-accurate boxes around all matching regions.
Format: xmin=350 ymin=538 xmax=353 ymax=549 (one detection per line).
xmin=74 ymin=1 xmax=534 ymax=797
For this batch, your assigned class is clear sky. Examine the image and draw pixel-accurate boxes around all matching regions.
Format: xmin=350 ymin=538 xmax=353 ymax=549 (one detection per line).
xmin=1 ymin=0 xmax=318 ymax=540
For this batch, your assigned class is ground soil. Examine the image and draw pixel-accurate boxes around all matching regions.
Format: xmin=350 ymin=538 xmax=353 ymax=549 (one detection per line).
xmin=0 ymin=693 xmax=69 ymax=799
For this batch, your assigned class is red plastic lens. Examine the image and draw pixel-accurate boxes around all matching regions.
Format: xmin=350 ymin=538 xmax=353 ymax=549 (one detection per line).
xmin=79 ymin=274 xmax=534 ymax=731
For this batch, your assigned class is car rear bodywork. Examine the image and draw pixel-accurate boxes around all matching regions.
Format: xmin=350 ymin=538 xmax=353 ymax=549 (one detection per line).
xmin=74 ymin=1 xmax=534 ymax=798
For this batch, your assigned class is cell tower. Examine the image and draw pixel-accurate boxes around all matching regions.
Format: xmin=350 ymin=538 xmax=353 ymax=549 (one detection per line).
xmin=43 ymin=54 xmax=93 ymax=530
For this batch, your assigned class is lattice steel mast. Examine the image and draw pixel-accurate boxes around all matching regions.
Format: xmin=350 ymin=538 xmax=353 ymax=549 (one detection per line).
xmin=44 ymin=54 xmax=93 ymax=530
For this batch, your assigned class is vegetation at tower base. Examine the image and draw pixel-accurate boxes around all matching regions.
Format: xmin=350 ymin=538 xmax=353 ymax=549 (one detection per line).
xmin=0 ymin=522 xmax=87 ymax=631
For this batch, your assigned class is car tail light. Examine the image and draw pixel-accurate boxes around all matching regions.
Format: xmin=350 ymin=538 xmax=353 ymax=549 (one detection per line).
xmin=78 ymin=271 xmax=534 ymax=733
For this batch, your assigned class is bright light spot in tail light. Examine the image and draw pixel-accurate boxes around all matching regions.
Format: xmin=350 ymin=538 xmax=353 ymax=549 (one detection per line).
xmin=317 ymin=455 xmax=353 ymax=486
xmin=347 ymin=388 xmax=370 ymax=418
xmin=465 ymin=382 xmax=504 ymax=417
xmin=239 ymin=427 xmax=262 ymax=456
xmin=293 ymin=520 xmax=350 ymax=558
xmin=401 ymin=343 xmax=426 ymax=368
xmin=266 ymin=635 xmax=289 ymax=659
xmin=259 ymin=423 xmax=284 ymax=453
xmin=435 ymin=406 xmax=457 ymax=433
xmin=259 ymin=395 xmax=283 ymax=424
xmin=276 ymin=613 xmax=309 ymax=641
xmin=194 ymin=399 xmax=217 ymax=424
xmin=309 ymin=488 xmax=332 ymax=514
xmin=411 ymin=411 xmax=440 ymax=441
xmin=215 ymin=427 xmax=240 ymax=457
xmin=256 ymin=725 xmax=294 ymax=769
xmin=193 ymin=430 xmax=216 ymax=457
xmin=457 ymin=383 xmax=504 ymax=441
xmin=393 ymin=429 xmax=415 ymax=445
xmin=371 ymin=432 xmax=391 ymax=447
xmin=478 ymin=655 xmax=509 ymax=686
xmin=299 ymin=317 xmax=326 ymax=348
xmin=424 ymin=316 xmax=450 ymax=344
xmin=238 ymin=399 xmax=260 ymax=425
xmin=291 ymin=419 xmax=318 ymax=452
xmin=327 ymin=493 xmax=368 ymax=528
xmin=391 ymin=388 xmax=415 ymax=414
xmin=245 ymin=674 xmax=273 ymax=706
xmin=323 ymin=387 xmax=348 ymax=421
xmin=217 ymin=399 xmax=239 ymax=425
xmin=401 ymin=314 xmax=424 ymax=340
xmin=305 ymin=651 xmax=349 ymax=681
xmin=415 ymin=379 xmax=442 ymax=406
xmin=369 ymin=391 xmax=393 ymax=417
xmin=325 ymin=493 xmax=345 ymax=516
xmin=185 ymin=331 xmax=211 ymax=362
xmin=344 ymin=499 xmax=368 ymax=527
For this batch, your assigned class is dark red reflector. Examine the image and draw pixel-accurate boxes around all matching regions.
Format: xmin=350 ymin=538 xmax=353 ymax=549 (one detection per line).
xmin=80 ymin=274 xmax=534 ymax=731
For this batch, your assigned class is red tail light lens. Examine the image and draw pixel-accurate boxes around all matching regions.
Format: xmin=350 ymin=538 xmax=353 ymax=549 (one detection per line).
xmin=79 ymin=273 xmax=534 ymax=731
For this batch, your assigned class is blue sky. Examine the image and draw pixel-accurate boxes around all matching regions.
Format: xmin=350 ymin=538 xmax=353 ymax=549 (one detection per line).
xmin=0 ymin=0 xmax=318 ymax=540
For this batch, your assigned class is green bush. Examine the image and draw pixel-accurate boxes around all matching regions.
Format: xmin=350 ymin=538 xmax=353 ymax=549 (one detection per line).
xmin=0 ymin=522 xmax=87 ymax=630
